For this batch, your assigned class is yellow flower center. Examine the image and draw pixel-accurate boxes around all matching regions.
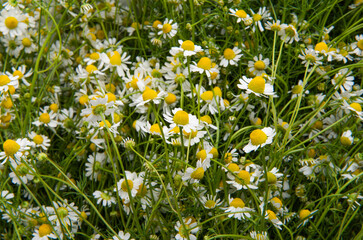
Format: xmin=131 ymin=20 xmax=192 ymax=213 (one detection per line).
xmin=271 ymin=24 xmax=281 ymax=31
xmin=210 ymin=147 xmax=218 ymax=158
xmin=183 ymin=129 xmax=198 ymax=138
xmin=0 ymin=75 xmax=11 ymax=86
xmin=3 ymin=139 xmax=20 ymax=156
xmin=235 ymin=10 xmax=247 ymax=18
xmin=196 ymin=149 xmax=207 ymax=160
xmin=205 ymin=200 xmax=216 ymax=208
xmin=340 ymin=136 xmax=351 ymax=146
xmin=50 ymin=103 xmax=58 ymax=112
xmin=109 ymin=51 xmax=121 ymax=65
xmin=267 ymin=172 xmax=277 ymax=184
xmin=350 ymin=102 xmax=362 ymax=112
xmin=227 ymin=163 xmax=240 ymax=172
xmin=106 ymin=93 xmax=116 ymax=102
xmin=33 ymin=135 xmax=44 ymax=144
xmin=2 ymin=97 xmax=13 ymax=109
xmin=86 ymin=64 xmax=98 ymax=74
xmin=305 ymin=54 xmax=316 ymax=62
xmin=121 ymin=179 xmax=134 ymax=192
xmin=57 ymin=207 xmax=69 ymax=218
xmin=5 ymin=16 xmax=18 ymax=29
xmin=253 ymin=13 xmax=262 ymax=21
xmin=292 ymin=85 xmax=303 ymax=94
xmin=250 ymin=129 xmax=267 ymax=146
xmin=39 ymin=113 xmax=50 ymax=124
xmin=162 ymin=23 xmax=172 ymax=33
xmin=230 ymin=198 xmax=245 ymax=208
xmin=271 ymin=197 xmax=282 ymax=209
xmin=142 ymin=88 xmax=158 ymax=101
xmin=197 ymin=57 xmax=212 ymax=70
xmin=152 ymin=20 xmax=162 ymax=29
xmin=223 ymin=48 xmax=236 ymax=60
xmin=248 ymin=76 xmax=266 ymax=94
xmin=267 ymin=210 xmax=277 ymax=220
xmin=181 ymin=40 xmax=195 ymax=51
xmin=90 ymin=52 xmax=100 ymax=60
xmin=191 ymin=167 xmax=205 ymax=180
xmin=38 ymin=224 xmax=52 ymax=237
xmin=21 ymin=37 xmax=31 ymax=47
xmin=99 ymin=120 xmax=111 ymax=128
xmin=200 ymin=115 xmax=212 ymax=124
xmin=165 ymin=93 xmax=177 ymax=105
xmin=173 ymin=110 xmax=189 ymax=125
xmin=254 ymin=60 xmax=265 ymax=70
xmin=79 ymin=95 xmax=89 ymax=105
xmin=357 ymin=40 xmax=363 ymax=50
xmin=13 ymin=70 xmax=23 ymax=80
xmin=150 ymin=123 xmax=162 ymax=134
xmin=201 ymin=91 xmax=213 ymax=101
xmin=299 ymin=209 xmax=311 ymax=219
xmin=236 ymin=170 xmax=250 ymax=184
xmin=315 ymin=42 xmax=328 ymax=52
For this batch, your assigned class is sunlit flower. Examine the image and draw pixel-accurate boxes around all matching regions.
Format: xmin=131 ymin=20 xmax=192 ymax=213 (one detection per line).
xmin=223 ymin=196 xmax=254 ymax=220
xmin=248 ymin=54 xmax=269 ymax=76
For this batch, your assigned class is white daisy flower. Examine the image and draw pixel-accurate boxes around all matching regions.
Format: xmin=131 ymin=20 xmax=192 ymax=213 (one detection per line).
xmin=28 ymin=132 xmax=51 ymax=151
xmin=85 ymin=152 xmax=106 ymax=181
xmin=157 ymin=18 xmax=178 ymax=39
xmin=170 ymin=40 xmax=203 ymax=57
xmin=112 ymin=230 xmax=133 ymax=240
xmin=229 ymin=8 xmax=250 ymax=23
xmin=248 ymin=54 xmax=269 ymax=76
xmin=163 ymin=108 xmax=199 ymax=133
xmin=100 ymin=49 xmax=131 ymax=77
xmin=182 ymin=160 xmax=205 ymax=183
xmin=93 ymin=190 xmax=116 ymax=207
xmin=32 ymin=109 xmax=58 ymax=128
xmin=223 ymin=196 xmax=255 ymax=220
xmin=237 ymin=76 xmax=275 ymax=97
xmin=190 ymin=57 xmax=219 ymax=78
xmin=243 ymin=127 xmax=276 ymax=153
xmin=340 ymin=130 xmax=354 ymax=146
xmin=331 ymin=68 xmax=354 ymax=92
xmin=9 ymin=158 xmax=34 ymax=185
xmin=81 ymin=95 xmax=116 ymax=123
xmin=32 ymin=224 xmax=57 ymax=240
xmin=115 ymin=171 xmax=143 ymax=201
xmin=350 ymin=34 xmax=363 ymax=57
xmin=220 ymin=47 xmax=242 ymax=67
xmin=0 ymin=8 xmax=28 ymax=38
xmin=0 ymin=73 xmax=18 ymax=93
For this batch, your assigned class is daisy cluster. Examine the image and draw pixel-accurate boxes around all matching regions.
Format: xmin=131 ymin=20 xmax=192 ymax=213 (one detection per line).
xmin=0 ymin=0 xmax=362 ymax=239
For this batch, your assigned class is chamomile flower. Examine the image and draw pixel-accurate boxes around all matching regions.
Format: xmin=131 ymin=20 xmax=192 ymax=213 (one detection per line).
xmin=238 ymin=76 xmax=275 ymax=97
xmin=190 ymin=57 xmax=219 ymax=78
xmin=163 ymin=108 xmax=199 ymax=133
xmin=340 ymin=130 xmax=354 ymax=146
xmin=112 ymin=230 xmax=132 ymax=240
xmin=32 ymin=224 xmax=57 ymax=240
xmin=170 ymin=40 xmax=203 ymax=57
xmin=297 ymin=209 xmax=318 ymax=228
xmin=342 ymin=101 xmax=363 ymax=120
xmin=100 ymin=49 xmax=131 ymax=77
xmin=248 ymin=54 xmax=270 ymax=76
xmin=32 ymin=109 xmax=58 ymax=128
xmin=227 ymin=169 xmax=259 ymax=190
xmin=243 ymin=127 xmax=276 ymax=153
xmin=0 ymin=73 xmax=18 ymax=93
xmin=279 ymin=24 xmax=299 ymax=44
xmin=0 ymin=8 xmax=28 ymax=38
xmin=9 ymin=158 xmax=34 ymax=185
xmin=157 ymin=18 xmax=178 ymax=39
xmin=229 ymin=8 xmax=250 ymax=23
xmin=85 ymin=152 xmax=106 ymax=181
xmin=223 ymin=196 xmax=254 ymax=220
xmin=250 ymin=231 xmax=268 ymax=240
xmin=115 ymin=171 xmax=143 ymax=201
xmin=220 ymin=47 xmax=242 ymax=67
xmin=182 ymin=160 xmax=205 ymax=183
xmin=81 ymin=95 xmax=116 ymax=123
xmin=28 ymin=132 xmax=51 ymax=151
xmin=199 ymin=194 xmax=222 ymax=209
xmin=290 ymin=80 xmax=309 ymax=99
xmin=47 ymin=200 xmax=80 ymax=229
xmin=7 ymin=65 xmax=32 ymax=86
xmin=265 ymin=210 xmax=283 ymax=229
xmin=0 ymin=138 xmax=31 ymax=164
xmin=93 ymin=190 xmax=116 ymax=207
xmin=174 ymin=217 xmax=199 ymax=240
xmin=298 ymin=48 xmax=323 ymax=67
xmin=331 ymin=68 xmax=354 ymax=92
xmin=351 ymin=34 xmax=363 ymax=56
xmin=250 ymin=7 xmax=272 ymax=32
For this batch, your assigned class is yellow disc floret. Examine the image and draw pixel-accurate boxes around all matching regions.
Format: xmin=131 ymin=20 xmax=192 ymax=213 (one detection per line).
xmin=191 ymin=167 xmax=205 ymax=180
xmin=39 ymin=113 xmax=50 ymax=124
xmin=248 ymin=76 xmax=265 ymax=94
xmin=299 ymin=209 xmax=311 ymax=219
xmin=250 ymin=129 xmax=267 ymax=146
xmin=142 ymin=88 xmax=158 ymax=101
xmin=350 ymin=102 xmax=362 ymax=112
xmin=38 ymin=224 xmax=52 ymax=237
xmin=181 ymin=40 xmax=195 ymax=51
xmin=230 ymin=198 xmax=245 ymax=208
xmin=33 ymin=135 xmax=44 ymax=144
xmin=223 ymin=48 xmax=236 ymax=60
xmin=5 ymin=17 xmax=18 ymax=29
xmin=0 ymin=75 xmax=10 ymax=86
xmin=121 ymin=179 xmax=134 ymax=192
xmin=3 ymin=139 xmax=20 ymax=156
xmin=197 ymin=57 xmax=212 ymax=70
xmin=173 ymin=110 xmax=189 ymax=125
xmin=254 ymin=60 xmax=266 ymax=70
